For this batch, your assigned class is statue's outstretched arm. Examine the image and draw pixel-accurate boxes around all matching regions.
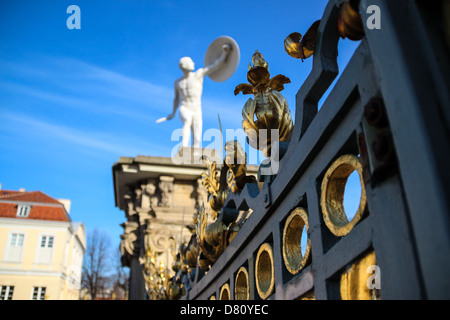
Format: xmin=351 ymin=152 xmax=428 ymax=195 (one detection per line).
xmin=202 ymin=44 xmax=231 ymax=76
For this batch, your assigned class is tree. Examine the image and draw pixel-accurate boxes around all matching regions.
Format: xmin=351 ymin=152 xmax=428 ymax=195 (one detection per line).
xmin=111 ymin=247 xmax=129 ymax=299
xmin=81 ymin=229 xmax=112 ymax=300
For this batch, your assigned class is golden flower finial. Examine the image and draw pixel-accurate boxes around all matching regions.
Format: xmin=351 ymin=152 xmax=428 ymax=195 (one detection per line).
xmin=251 ymin=50 xmax=268 ymax=70
xmin=234 ymin=51 xmax=293 ymax=156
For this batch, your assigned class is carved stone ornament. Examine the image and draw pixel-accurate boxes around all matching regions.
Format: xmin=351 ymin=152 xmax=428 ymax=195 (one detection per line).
xmin=158 ymin=176 xmax=174 ymax=207
xmin=123 ymin=190 xmax=137 ymax=217
xmin=119 ymin=221 xmax=139 ymax=266
xmin=137 ymin=180 xmax=157 ymax=217
xmin=144 ymin=225 xmax=171 ymax=253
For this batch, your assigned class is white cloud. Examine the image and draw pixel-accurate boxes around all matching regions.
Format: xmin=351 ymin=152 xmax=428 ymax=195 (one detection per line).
xmin=1 ymin=113 xmax=168 ymax=157
xmin=0 ymin=56 xmax=254 ymax=158
xmin=0 ymin=57 xmax=173 ymax=121
xmin=0 ymin=57 xmax=248 ymax=127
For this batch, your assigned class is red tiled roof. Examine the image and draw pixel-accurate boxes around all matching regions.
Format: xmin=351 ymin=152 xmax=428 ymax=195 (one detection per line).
xmin=0 ymin=190 xmax=62 ymax=204
xmin=0 ymin=190 xmax=70 ymax=222
xmin=0 ymin=190 xmax=22 ymax=197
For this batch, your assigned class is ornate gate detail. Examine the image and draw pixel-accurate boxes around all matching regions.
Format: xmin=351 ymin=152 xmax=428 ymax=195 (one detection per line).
xmin=117 ymin=0 xmax=450 ymax=300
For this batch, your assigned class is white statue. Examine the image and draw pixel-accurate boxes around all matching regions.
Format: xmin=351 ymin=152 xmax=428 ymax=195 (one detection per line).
xmin=156 ymin=36 xmax=240 ymax=149
xmin=168 ymin=45 xmax=230 ymax=148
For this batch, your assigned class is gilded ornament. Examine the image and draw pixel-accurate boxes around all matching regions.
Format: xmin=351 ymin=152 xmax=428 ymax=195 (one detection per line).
xmin=201 ymin=157 xmax=220 ymax=197
xmin=224 ymin=140 xmax=257 ymax=193
xmin=219 ymin=283 xmax=231 ymax=300
xmin=340 ymin=250 xmax=381 ymax=300
xmin=166 ymin=239 xmax=190 ymax=300
xmin=282 ymin=208 xmax=311 ymax=275
xmin=298 ymin=291 xmax=316 ymax=300
xmin=235 ymin=266 xmax=250 ymax=300
xmin=182 ymin=236 xmax=199 ymax=269
xmin=337 ymin=0 xmax=365 ymax=40
xmin=284 ymin=20 xmax=320 ymax=60
xmin=194 ymin=146 xmax=255 ymax=271
xmin=320 ymin=154 xmax=367 ymax=237
xmin=201 ymin=157 xmax=229 ymax=219
xmin=235 ymin=51 xmax=293 ymax=157
xmin=226 ymin=223 xmax=240 ymax=244
xmin=194 ymin=203 xmax=228 ymax=270
xmin=141 ymin=247 xmax=172 ymax=300
xmin=255 ymin=243 xmax=275 ymax=299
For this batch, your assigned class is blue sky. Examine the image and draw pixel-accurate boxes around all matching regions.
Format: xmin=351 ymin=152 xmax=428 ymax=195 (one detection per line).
xmin=0 ymin=0 xmax=360 ymax=251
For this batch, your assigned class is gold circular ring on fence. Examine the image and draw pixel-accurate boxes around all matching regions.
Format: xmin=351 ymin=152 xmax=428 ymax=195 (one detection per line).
xmin=320 ymin=154 xmax=367 ymax=237
xmin=282 ymin=207 xmax=311 ymax=275
xmin=219 ymin=283 xmax=230 ymax=300
xmin=255 ymin=243 xmax=275 ymax=300
xmin=235 ymin=266 xmax=250 ymax=300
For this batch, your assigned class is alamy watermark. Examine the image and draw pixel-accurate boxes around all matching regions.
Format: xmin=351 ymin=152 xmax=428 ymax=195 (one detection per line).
xmin=170 ymin=128 xmax=281 ymax=176
xmin=367 ymin=264 xmax=381 ymax=290
xmin=65 ymin=3 xmax=381 ymax=31
xmin=366 ymin=5 xmax=381 ymax=30
xmin=66 ymin=5 xmax=81 ymax=30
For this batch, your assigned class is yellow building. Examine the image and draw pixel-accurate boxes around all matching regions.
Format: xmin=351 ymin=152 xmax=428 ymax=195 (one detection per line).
xmin=0 ymin=189 xmax=86 ymax=300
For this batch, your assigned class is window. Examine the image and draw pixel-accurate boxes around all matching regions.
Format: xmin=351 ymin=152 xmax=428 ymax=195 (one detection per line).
xmin=0 ymin=286 xmax=14 ymax=300
xmin=16 ymin=204 xmax=31 ymax=217
xmin=48 ymin=236 xmax=54 ymax=248
xmin=32 ymin=287 xmax=46 ymax=300
xmin=5 ymin=233 xmax=25 ymax=262
xmin=10 ymin=233 xmax=24 ymax=247
xmin=40 ymin=236 xmax=54 ymax=248
xmin=36 ymin=235 xmax=54 ymax=264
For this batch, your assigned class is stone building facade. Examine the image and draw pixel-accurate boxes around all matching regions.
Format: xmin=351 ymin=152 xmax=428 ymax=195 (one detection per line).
xmin=112 ymin=153 xmax=257 ymax=299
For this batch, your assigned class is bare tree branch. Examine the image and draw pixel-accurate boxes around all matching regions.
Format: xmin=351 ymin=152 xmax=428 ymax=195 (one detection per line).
xmin=81 ymin=229 xmax=112 ymax=300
